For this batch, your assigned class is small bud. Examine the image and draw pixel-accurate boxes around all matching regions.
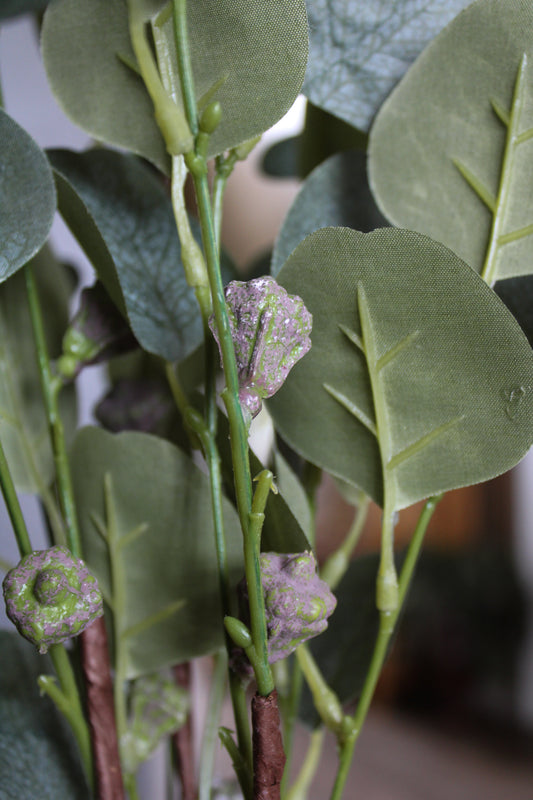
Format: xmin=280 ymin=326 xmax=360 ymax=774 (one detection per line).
xmin=2 ymin=546 xmax=103 ymax=654
xmin=58 ymin=282 xmax=137 ymax=380
xmin=209 ymin=277 xmax=312 ymax=424
xmin=199 ymin=101 xmax=222 ymax=134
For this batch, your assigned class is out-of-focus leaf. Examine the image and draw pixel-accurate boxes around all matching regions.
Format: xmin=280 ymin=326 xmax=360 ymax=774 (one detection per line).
xmin=269 ymin=227 xmax=533 ymax=509
xmin=0 ymin=110 xmax=56 ymax=281
xmin=369 ymin=0 xmax=533 ymax=281
xmin=304 ymin=0 xmax=470 ymax=132
xmin=42 ymin=0 xmax=308 ymax=168
xmin=261 ymin=136 xmax=302 ymax=179
xmin=273 ymin=451 xmax=314 ymax=549
xmin=72 ymin=427 xmax=243 ymax=679
xmin=0 ymin=1 xmax=49 ymax=19
xmin=0 ymin=631 xmax=90 ymax=799
xmin=0 ymin=247 xmax=76 ymax=493
xmin=495 ymin=276 xmax=533 ymax=347
xmin=299 ymin=555 xmax=379 ymax=727
xmin=271 ymin=151 xmax=387 ymax=276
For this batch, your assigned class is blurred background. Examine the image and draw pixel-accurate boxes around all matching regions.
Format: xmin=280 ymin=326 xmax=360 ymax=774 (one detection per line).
xmin=1 ymin=12 xmax=533 ymax=800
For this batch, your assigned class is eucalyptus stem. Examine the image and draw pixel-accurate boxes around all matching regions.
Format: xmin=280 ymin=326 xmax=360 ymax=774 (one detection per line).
xmin=0 ymin=436 xmax=32 ymax=557
xmin=279 ymin=659 xmax=303 ymax=796
xmin=171 ymin=0 xmax=199 ymax=139
xmin=285 ymin=728 xmax=325 ymax=800
xmin=24 ymin=264 xmax=82 ymax=559
xmin=199 ymin=651 xmax=228 ymax=800
xmin=320 ymin=492 xmax=370 ymax=590
xmin=48 ymin=644 xmax=93 ymax=784
xmin=328 ymin=495 xmax=441 ymax=800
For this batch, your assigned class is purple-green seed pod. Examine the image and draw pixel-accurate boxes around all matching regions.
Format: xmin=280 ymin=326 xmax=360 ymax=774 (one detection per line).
xmin=237 ymin=551 xmax=336 ymax=669
xmin=2 ymin=546 xmax=103 ymax=654
xmin=209 ymin=277 xmax=312 ymax=424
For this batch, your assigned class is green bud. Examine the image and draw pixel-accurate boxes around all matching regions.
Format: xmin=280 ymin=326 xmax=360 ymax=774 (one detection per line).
xmin=199 ymin=101 xmax=222 ymax=134
xmin=224 ymin=615 xmax=253 ymax=649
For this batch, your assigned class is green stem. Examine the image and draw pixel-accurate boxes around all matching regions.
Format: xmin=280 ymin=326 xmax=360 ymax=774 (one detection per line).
xmin=171 ymin=0 xmax=199 ymax=138
xmin=213 ymin=154 xmax=237 ymax=250
xmin=0 ymin=436 xmax=32 ymax=557
xmin=48 ymin=644 xmax=93 ymax=784
xmin=125 ymin=773 xmax=141 ymax=800
xmin=286 ymin=728 xmax=325 ymax=800
xmin=295 ymin=645 xmax=344 ymax=737
xmin=229 ymin=672 xmax=254 ymax=784
xmin=320 ymin=492 xmax=370 ymax=590
xmin=329 ymin=495 xmax=441 ymax=800
xmin=24 ymin=265 xmax=82 ymax=559
xmin=199 ymin=651 xmax=228 ymax=800
xmin=481 ymin=54 xmax=528 ymax=286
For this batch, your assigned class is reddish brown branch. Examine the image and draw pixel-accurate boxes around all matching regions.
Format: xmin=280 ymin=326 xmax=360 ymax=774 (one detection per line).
xmin=172 ymin=662 xmax=197 ymax=800
xmin=252 ymin=690 xmax=286 ymax=800
xmin=79 ymin=617 xmax=125 ymax=799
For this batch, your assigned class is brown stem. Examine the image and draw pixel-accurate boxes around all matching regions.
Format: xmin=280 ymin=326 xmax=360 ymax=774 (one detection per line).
xmin=172 ymin=662 xmax=197 ymax=800
xmin=251 ymin=690 xmax=286 ymax=800
xmin=79 ymin=617 xmax=125 ymax=799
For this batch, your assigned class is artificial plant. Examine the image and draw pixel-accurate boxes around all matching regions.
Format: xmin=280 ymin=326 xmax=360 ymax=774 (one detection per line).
xmin=1 ymin=1 xmax=532 ymax=799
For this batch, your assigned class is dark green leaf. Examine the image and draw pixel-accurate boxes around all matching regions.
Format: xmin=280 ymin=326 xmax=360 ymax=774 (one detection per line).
xmin=304 ymin=0 xmax=469 ymax=132
xmin=0 ymin=110 xmax=56 ymax=281
xmin=0 ymin=631 xmax=90 ymax=800
xmin=269 ymin=227 xmax=533 ymax=509
xmin=299 ymin=556 xmax=379 ymax=727
xmin=272 ymin=451 xmax=314 ymax=549
xmin=49 ymin=148 xmax=203 ymax=362
xmin=261 ymin=136 xmax=302 ymax=179
xmin=0 ymin=1 xmax=49 ymax=19
xmin=0 ymin=247 xmax=76 ymax=493
xmin=271 ymin=151 xmax=387 ymax=276
xmin=71 ymin=427 xmax=243 ymax=678
xmin=496 ymin=275 xmax=533 ymax=347
xmin=369 ymin=0 xmax=533 ymax=281
xmin=42 ymin=0 xmax=308 ymax=167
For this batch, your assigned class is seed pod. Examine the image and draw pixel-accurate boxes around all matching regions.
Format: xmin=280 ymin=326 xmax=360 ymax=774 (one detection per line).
xmin=237 ymin=551 xmax=336 ymax=669
xmin=209 ymin=277 xmax=312 ymax=424
xmin=2 ymin=545 xmax=103 ymax=654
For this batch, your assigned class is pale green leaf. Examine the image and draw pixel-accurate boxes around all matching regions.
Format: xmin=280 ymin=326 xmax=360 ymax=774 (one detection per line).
xmin=0 ymin=631 xmax=90 ymax=799
xmin=0 ymin=247 xmax=76 ymax=493
xmin=71 ymin=427 xmax=243 ymax=679
xmin=304 ymin=0 xmax=470 ymax=132
xmin=49 ymin=148 xmax=204 ymax=362
xmin=369 ymin=0 xmax=533 ymax=281
xmin=0 ymin=111 xmax=56 ymax=281
xmin=268 ymin=227 xmax=533 ymax=510
xmin=42 ymin=0 xmax=307 ymax=167
xmin=271 ymin=151 xmax=387 ymax=276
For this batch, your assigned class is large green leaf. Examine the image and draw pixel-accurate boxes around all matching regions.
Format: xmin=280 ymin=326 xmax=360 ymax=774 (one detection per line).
xmin=304 ymin=0 xmax=469 ymax=132
xmin=0 ymin=1 xmax=50 ymax=18
xmin=48 ymin=148 xmax=204 ymax=362
xmin=369 ymin=0 xmax=533 ymax=282
xmin=42 ymin=0 xmax=308 ymax=168
xmin=0 ymin=247 xmax=76 ymax=493
xmin=268 ymin=227 xmax=533 ymax=510
xmin=0 ymin=110 xmax=56 ymax=282
xmin=0 ymin=631 xmax=90 ymax=800
xmin=71 ymin=426 xmax=243 ymax=679
xmin=271 ymin=151 xmax=387 ymax=277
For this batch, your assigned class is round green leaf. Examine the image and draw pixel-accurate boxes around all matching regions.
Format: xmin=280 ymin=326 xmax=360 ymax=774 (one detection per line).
xmin=268 ymin=227 xmax=533 ymax=510
xmin=0 ymin=111 xmax=56 ymax=281
xmin=71 ymin=427 xmax=243 ymax=679
xmin=42 ymin=0 xmax=169 ymax=173
xmin=42 ymin=0 xmax=308 ymax=167
xmin=49 ymin=148 xmax=206 ymax=362
xmin=271 ymin=151 xmax=387 ymax=276
xmin=369 ymin=0 xmax=533 ymax=281
xmin=304 ymin=0 xmax=469 ymax=132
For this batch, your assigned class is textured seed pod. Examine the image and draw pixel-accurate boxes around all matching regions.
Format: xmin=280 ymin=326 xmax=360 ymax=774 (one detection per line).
xmin=2 ymin=546 xmax=103 ymax=654
xmin=236 ymin=551 xmax=336 ymax=669
xmin=209 ymin=277 xmax=312 ymax=424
